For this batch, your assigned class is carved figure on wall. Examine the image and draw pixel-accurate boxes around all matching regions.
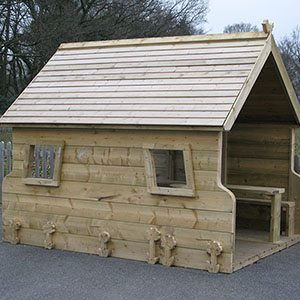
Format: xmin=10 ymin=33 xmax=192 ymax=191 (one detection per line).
xmin=160 ymin=234 xmax=176 ymax=267
xmin=42 ymin=221 xmax=56 ymax=249
xmin=8 ymin=219 xmax=22 ymax=245
xmin=98 ymin=231 xmax=112 ymax=257
xmin=146 ymin=227 xmax=161 ymax=264
xmin=207 ymin=241 xmax=223 ymax=273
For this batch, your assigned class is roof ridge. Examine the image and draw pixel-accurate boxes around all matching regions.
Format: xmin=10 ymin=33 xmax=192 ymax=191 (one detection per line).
xmin=59 ymin=32 xmax=269 ymax=50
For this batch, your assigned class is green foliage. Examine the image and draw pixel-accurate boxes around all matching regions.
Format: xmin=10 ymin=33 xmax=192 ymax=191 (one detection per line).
xmin=0 ymin=129 xmax=12 ymax=144
xmin=0 ymin=96 xmax=14 ymax=115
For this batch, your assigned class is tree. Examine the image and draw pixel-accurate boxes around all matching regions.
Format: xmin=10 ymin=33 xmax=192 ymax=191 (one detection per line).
xmin=223 ymin=22 xmax=259 ymax=34
xmin=279 ymin=27 xmax=300 ymax=98
xmin=0 ymin=0 xmax=209 ymax=114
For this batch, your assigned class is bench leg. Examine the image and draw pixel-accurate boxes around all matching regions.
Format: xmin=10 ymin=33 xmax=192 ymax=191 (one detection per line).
xmin=286 ymin=204 xmax=295 ymax=237
xmin=270 ymin=194 xmax=281 ymax=243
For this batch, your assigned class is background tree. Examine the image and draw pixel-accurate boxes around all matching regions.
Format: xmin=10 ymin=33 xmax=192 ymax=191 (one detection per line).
xmin=0 ymin=0 xmax=209 ymax=114
xmin=223 ymin=22 xmax=259 ymax=33
xmin=279 ymin=27 xmax=300 ymax=98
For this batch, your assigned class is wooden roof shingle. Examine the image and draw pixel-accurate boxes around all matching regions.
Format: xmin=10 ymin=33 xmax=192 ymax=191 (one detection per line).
xmin=1 ymin=32 xmax=299 ymax=130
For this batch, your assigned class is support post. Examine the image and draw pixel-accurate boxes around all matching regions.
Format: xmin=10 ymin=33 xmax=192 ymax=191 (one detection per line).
xmin=270 ymin=194 xmax=281 ymax=242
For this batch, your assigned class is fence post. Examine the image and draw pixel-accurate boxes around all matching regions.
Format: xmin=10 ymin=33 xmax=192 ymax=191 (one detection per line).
xmin=49 ymin=146 xmax=55 ymax=179
xmin=42 ymin=146 xmax=47 ymax=178
xmin=0 ymin=141 xmax=4 ymax=204
xmin=34 ymin=146 xmax=40 ymax=178
xmin=7 ymin=142 xmax=12 ymax=175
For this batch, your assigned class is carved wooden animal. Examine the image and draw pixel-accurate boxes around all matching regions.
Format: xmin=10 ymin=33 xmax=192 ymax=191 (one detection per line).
xmin=146 ymin=227 xmax=161 ymax=264
xmin=98 ymin=231 xmax=111 ymax=257
xmin=42 ymin=222 xmax=56 ymax=249
xmin=8 ymin=219 xmax=21 ymax=245
xmin=160 ymin=234 xmax=176 ymax=267
xmin=207 ymin=241 xmax=223 ymax=273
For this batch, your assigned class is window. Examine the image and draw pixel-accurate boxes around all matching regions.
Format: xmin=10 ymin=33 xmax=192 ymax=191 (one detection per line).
xmin=143 ymin=143 xmax=195 ymax=197
xmin=22 ymin=140 xmax=64 ymax=187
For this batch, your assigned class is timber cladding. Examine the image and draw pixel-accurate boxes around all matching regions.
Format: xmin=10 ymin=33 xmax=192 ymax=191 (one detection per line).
xmin=227 ymin=124 xmax=300 ymax=234
xmin=2 ymin=128 xmax=235 ymax=273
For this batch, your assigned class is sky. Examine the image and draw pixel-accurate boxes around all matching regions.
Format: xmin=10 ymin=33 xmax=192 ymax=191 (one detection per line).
xmin=206 ymin=0 xmax=299 ymax=40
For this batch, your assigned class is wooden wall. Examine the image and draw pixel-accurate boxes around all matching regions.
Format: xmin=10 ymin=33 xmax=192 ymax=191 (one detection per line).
xmin=2 ymin=128 xmax=235 ymax=273
xmin=227 ymin=124 xmax=293 ymax=230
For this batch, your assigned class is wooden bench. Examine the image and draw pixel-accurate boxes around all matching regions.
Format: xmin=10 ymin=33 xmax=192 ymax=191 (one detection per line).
xmin=226 ymin=185 xmax=295 ymax=243
xmin=236 ymin=197 xmax=295 ymax=237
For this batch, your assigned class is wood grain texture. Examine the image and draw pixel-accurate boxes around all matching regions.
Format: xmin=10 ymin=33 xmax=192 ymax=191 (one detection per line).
xmin=0 ymin=34 xmax=267 ymax=127
xmin=1 ymin=225 xmax=233 ymax=273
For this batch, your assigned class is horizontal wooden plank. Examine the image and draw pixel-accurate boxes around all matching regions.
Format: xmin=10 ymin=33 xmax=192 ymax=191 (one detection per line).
xmin=2 ymin=117 xmax=225 ymax=126
xmin=227 ymin=174 xmax=288 ymax=201
xmin=58 ymin=34 xmax=266 ymax=50
xmin=30 ymin=77 xmax=247 ymax=87
xmin=19 ymin=90 xmax=239 ymax=99
xmin=1 ymin=226 xmax=233 ymax=272
xmin=53 ymin=45 xmax=264 ymax=59
xmin=39 ymin=65 xmax=254 ymax=76
xmin=2 ymin=198 xmax=234 ymax=233
xmin=47 ymin=51 xmax=261 ymax=66
xmin=26 ymin=84 xmax=243 ymax=93
xmin=2 ymin=208 xmax=234 ymax=252
xmin=42 ymin=58 xmax=257 ymax=72
xmin=3 ymin=178 xmax=234 ymax=212
xmin=228 ymin=142 xmax=289 ymax=160
xmin=227 ymin=157 xmax=289 ymax=176
xmin=36 ymin=71 xmax=250 ymax=81
xmin=226 ymin=184 xmax=285 ymax=195
xmin=228 ymin=126 xmax=290 ymax=144
xmin=15 ymin=97 xmax=236 ymax=105
xmin=10 ymin=104 xmax=233 ymax=112
xmin=13 ymin=129 xmax=220 ymax=151
xmin=6 ymin=111 xmax=229 ymax=119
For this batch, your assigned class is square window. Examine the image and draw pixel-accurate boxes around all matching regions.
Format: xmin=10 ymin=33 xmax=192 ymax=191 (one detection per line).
xmin=143 ymin=144 xmax=195 ymax=197
xmin=22 ymin=140 xmax=64 ymax=187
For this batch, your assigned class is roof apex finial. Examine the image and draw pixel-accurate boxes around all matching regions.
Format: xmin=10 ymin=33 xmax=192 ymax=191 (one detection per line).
xmin=262 ymin=19 xmax=274 ymax=34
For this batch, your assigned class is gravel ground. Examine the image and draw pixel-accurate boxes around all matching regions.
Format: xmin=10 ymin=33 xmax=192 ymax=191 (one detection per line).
xmin=1 ymin=209 xmax=300 ymax=300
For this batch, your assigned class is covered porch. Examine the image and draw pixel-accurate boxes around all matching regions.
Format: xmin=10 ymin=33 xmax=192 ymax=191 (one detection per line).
xmin=222 ymin=52 xmax=300 ymax=269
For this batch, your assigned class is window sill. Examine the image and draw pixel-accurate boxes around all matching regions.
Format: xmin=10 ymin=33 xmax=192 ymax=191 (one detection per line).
xmin=148 ymin=186 xmax=195 ymax=197
xmin=22 ymin=178 xmax=60 ymax=187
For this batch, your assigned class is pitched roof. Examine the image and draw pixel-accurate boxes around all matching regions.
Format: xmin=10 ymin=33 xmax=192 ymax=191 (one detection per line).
xmin=1 ymin=32 xmax=299 ymax=130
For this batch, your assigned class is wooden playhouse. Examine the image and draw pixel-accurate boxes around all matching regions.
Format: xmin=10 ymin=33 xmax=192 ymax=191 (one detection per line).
xmin=1 ymin=22 xmax=300 ymax=273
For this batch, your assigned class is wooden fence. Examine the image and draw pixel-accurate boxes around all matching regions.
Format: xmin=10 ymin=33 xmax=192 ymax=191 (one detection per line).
xmin=0 ymin=142 xmax=56 ymax=204
xmin=0 ymin=142 xmax=299 ymax=204
xmin=0 ymin=141 xmax=12 ymax=203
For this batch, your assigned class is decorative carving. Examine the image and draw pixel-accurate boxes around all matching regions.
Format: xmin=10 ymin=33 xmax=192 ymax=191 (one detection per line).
xmin=98 ymin=231 xmax=111 ymax=257
xmin=146 ymin=227 xmax=161 ymax=264
xmin=262 ymin=19 xmax=274 ymax=34
xmin=8 ymin=219 xmax=22 ymax=244
xmin=42 ymin=221 xmax=56 ymax=249
xmin=207 ymin=241 xmax=223 ymax=273
xmin=160 ymin=234 xmax=176 ymax=267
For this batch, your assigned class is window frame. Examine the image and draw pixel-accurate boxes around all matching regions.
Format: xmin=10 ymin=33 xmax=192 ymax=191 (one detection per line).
xmin=22 ymin=140 xmax=65 ymax=187
xmin=143 ymin=143 xmax=195 ymax=197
